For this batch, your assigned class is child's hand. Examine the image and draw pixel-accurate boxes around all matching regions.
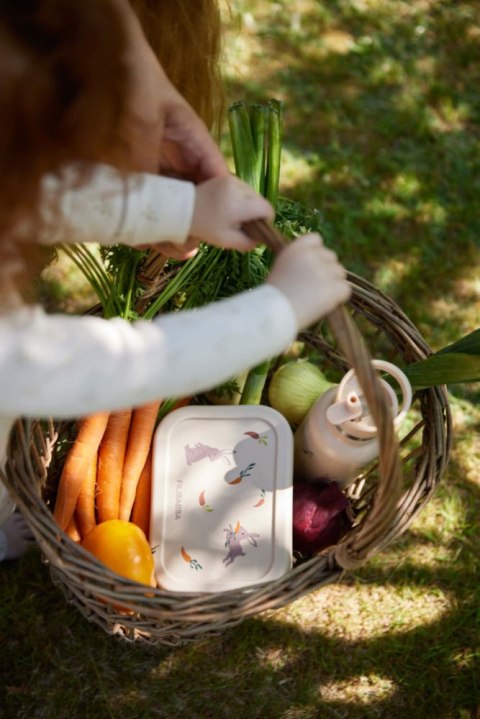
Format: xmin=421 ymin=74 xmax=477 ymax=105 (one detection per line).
xmin=190 ymin=176 xmax=274 ymax=251
xmin=267 ymin=233 xmax=351 ymax=329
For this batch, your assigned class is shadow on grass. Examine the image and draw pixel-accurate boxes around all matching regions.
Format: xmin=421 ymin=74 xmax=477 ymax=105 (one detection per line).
xmin=223 ymin=0 xmax=480 ymax=347
xmin=1 ymin=448 xmax=478 ymax=719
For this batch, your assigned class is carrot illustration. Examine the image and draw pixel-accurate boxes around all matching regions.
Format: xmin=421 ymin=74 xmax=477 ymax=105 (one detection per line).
xmin=131 ymin=448 xmax=152 ymax=538
xmin=227 ymin=462 xmax=256 ymax=485
xmin=180 ymin=546 xmax=202 ymax=570
xmin=75 ymin=451 xmax=98 ymax=538
xmin=180 ymin=546 xmax=192 ymax=563
xmin=119 ymin=400 xmax=161 ymax=521
xmin=244 ymin=431 xmax=268 ymax=445
xmin=253 ymin=489 xmax=266 ymax=508
xmin=96 ymin=409 xmax=132 ymax=523
xmin=198 ymin=490 xmax=214 ymax=512
xmin=53 ymin=412 xmax=110 ymax=531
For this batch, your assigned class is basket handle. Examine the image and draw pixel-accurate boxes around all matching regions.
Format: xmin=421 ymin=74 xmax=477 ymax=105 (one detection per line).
xmin=243 ymin=219 xmax=403 ymax=570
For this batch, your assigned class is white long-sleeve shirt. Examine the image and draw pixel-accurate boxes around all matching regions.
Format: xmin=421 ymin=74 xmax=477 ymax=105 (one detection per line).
xmin=0 ymin=165 xmax=298 ymax=522
xmin=40 ymin=164 xmax=196 ymax=247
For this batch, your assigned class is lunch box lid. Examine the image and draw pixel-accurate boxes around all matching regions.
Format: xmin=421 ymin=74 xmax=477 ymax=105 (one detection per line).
xmin=150 ymin=404 xmax=293 ymax=592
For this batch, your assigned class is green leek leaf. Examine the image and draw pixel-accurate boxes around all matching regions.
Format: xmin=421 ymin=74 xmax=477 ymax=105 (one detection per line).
xmin=436 ymin=328 xmax=480 ymax=356
xmin=403 ymin=353 xmax=480 ymax=388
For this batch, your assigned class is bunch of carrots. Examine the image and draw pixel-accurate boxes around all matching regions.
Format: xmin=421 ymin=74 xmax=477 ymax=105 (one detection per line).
xmin=53 ymin=400 xmax=161 ymax=542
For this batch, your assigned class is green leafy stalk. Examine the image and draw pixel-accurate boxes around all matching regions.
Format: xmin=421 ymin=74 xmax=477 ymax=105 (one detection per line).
xmin=436 ymin=328 xmax=480 ymax=357
xmin=404 ymin=353 xmax=480 ymax=388
xmin=101 ymin=245 xmax=146 ymax=319
xmin=142 ymin=247 xmax=210 ymax=319
xmin=122 ymin=252 xmax=142 ymax=320
xmin=61 ymin=243 xmax=121 ymax=318
xmin=157 ymin=397 xmax=182 ymax=420
xmin=249 ymin=104 xmax=267 ymax=196
xmin=240 ymin=359 xmax=272 ymax=405
xmin=265 ymin=99 xmax=283 ymax=209
xmin=402 ymin=328 xmax=480 ymax=388
xmin=228 ymin=101 xmax=259 ymax=191
xmin=230 ymin=98 xmax=285 ymax=403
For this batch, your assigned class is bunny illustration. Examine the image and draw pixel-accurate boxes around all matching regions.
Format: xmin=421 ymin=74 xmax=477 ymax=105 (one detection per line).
xmin=185 ymin=442 xmax=235 ymax=466
xmin=223 ymin=523 xmax=261 ymax=566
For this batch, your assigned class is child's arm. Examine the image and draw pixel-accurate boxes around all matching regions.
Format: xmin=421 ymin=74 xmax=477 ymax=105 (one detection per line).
xmin=38 ymin=166 xmax=273 ymax=255
xmin=0 ymin=235 xmax=349 ymax=419
xmin=0 ymin=285 xmax=296 ymax=419
xmin=39 ymin=165 xmax=196 ymax=249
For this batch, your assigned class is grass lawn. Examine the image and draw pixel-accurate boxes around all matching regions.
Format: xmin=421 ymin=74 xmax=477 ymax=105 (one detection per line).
xmin=1 ymin=1 xmax=479 ymax=717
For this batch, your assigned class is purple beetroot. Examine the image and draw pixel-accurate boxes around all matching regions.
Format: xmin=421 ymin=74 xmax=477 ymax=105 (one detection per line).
xmin=292 ymin=480 xmax=351 ymax=555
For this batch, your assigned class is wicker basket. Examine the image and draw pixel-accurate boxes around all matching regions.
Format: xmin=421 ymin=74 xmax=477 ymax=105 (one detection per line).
xmin=2 ymin=221 xmax=452 ymax=647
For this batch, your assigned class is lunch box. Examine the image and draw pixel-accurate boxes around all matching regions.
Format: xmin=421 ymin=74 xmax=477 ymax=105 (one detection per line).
xmin=150 ymin=404 xmax=294 ymax=592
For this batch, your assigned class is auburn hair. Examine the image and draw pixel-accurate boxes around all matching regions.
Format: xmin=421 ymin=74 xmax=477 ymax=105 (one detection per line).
xmin=0 ymin=0 xmax=130 ymax=237
xmin=128 ymin=0 xmax=225 ymax=135
xmin=0 ymin=0 xmax=224 ymax=299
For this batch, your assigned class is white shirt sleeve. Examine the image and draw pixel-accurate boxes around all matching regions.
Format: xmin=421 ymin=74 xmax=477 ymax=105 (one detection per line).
xmin=39 ymin=164 xmax=195 ymax=247
xmin=0 ymin=285 xmax=297 ymax=418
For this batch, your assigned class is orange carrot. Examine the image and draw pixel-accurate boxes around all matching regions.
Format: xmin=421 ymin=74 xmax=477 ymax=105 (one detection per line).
xmin=53 ymin=412 xmax=110 ymax=531
xmin=65 ymin=514 xmax=82 ymax=543
xmin=75 ymin=451 xmax=98 ymax=538
xmin=96 ymin=409 xmax=132 ymax=523
xmin=131 ymin=447 xmax=152 ymax=538
xmin=119 ymin=400 xmax=160 ymax=521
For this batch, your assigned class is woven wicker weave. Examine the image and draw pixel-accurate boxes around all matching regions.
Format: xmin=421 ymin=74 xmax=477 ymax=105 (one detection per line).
xmin=2 ymin=221 xmax=452 ymax=647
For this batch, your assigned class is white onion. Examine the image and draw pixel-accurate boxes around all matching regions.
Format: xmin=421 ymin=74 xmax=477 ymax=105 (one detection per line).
xmin=268 ymin=360 xmax=334 ymax=426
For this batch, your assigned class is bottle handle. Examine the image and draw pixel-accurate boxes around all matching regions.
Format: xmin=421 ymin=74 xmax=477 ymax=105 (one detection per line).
xmin=328 ymin=359 xmax=413 ymax=437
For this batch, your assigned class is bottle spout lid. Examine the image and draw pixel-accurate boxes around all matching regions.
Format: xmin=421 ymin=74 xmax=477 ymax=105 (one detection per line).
xmin=326 ymin=360 xmax=412 ymax=439
xmin=325 ymin=390 xmax=364 ymax=425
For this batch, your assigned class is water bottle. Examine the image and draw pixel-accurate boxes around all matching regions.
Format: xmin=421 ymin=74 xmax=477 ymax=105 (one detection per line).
xmin=294 ymin=360 xmax=412 ymax=488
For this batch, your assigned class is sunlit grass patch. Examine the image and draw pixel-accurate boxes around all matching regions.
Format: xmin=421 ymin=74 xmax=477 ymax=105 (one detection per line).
xmin=39 ymin=247 xmax=99 ymax=313
xmin=301 ymin=30 xmax=356 ymax=61
xmin=364 ymin=196 xmax=410 ymax=221
xmin=319 ymin=673 xmax=397 ymax=704
xmin=390 ymin=172 xmax=421 ymax=199
xmin=411 ymin=488 xmax=472 ymax=547
xmin=373 ymin=255 xmax=418 ymax=294
xmin=280 ymin=149 xmax=319 ymax=192
xmin=427 ymin=99 xmax=472 ymax=133
xmin=322 ymin=583 xmax=450 ymax=639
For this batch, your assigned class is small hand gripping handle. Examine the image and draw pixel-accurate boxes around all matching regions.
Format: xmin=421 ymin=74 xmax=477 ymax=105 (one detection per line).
xmin=243 ymin=218 xmax=403 ymax=570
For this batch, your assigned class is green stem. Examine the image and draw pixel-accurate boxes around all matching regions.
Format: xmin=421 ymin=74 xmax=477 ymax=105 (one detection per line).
xmin=249 ymin=104 xmax=267 ymax=196
xmin=61 ymin=244 xmax=114 ymax=315
xmin=240 ymin=359 xmax=272 ymax=405
xmin=228 ymin=101 xmax=258 ymax=191
xmin=123 ymin=254 xmax=141 ymax=320
xmin=142 ymin=248 xmax=208 ymax=319
xmin=157 ymin=397 xmax=184 ymax=421
xmin=265 ymin=99 xmax=283 ymax=210
xmin=66 ymin=245 xmax=109 ymax=298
